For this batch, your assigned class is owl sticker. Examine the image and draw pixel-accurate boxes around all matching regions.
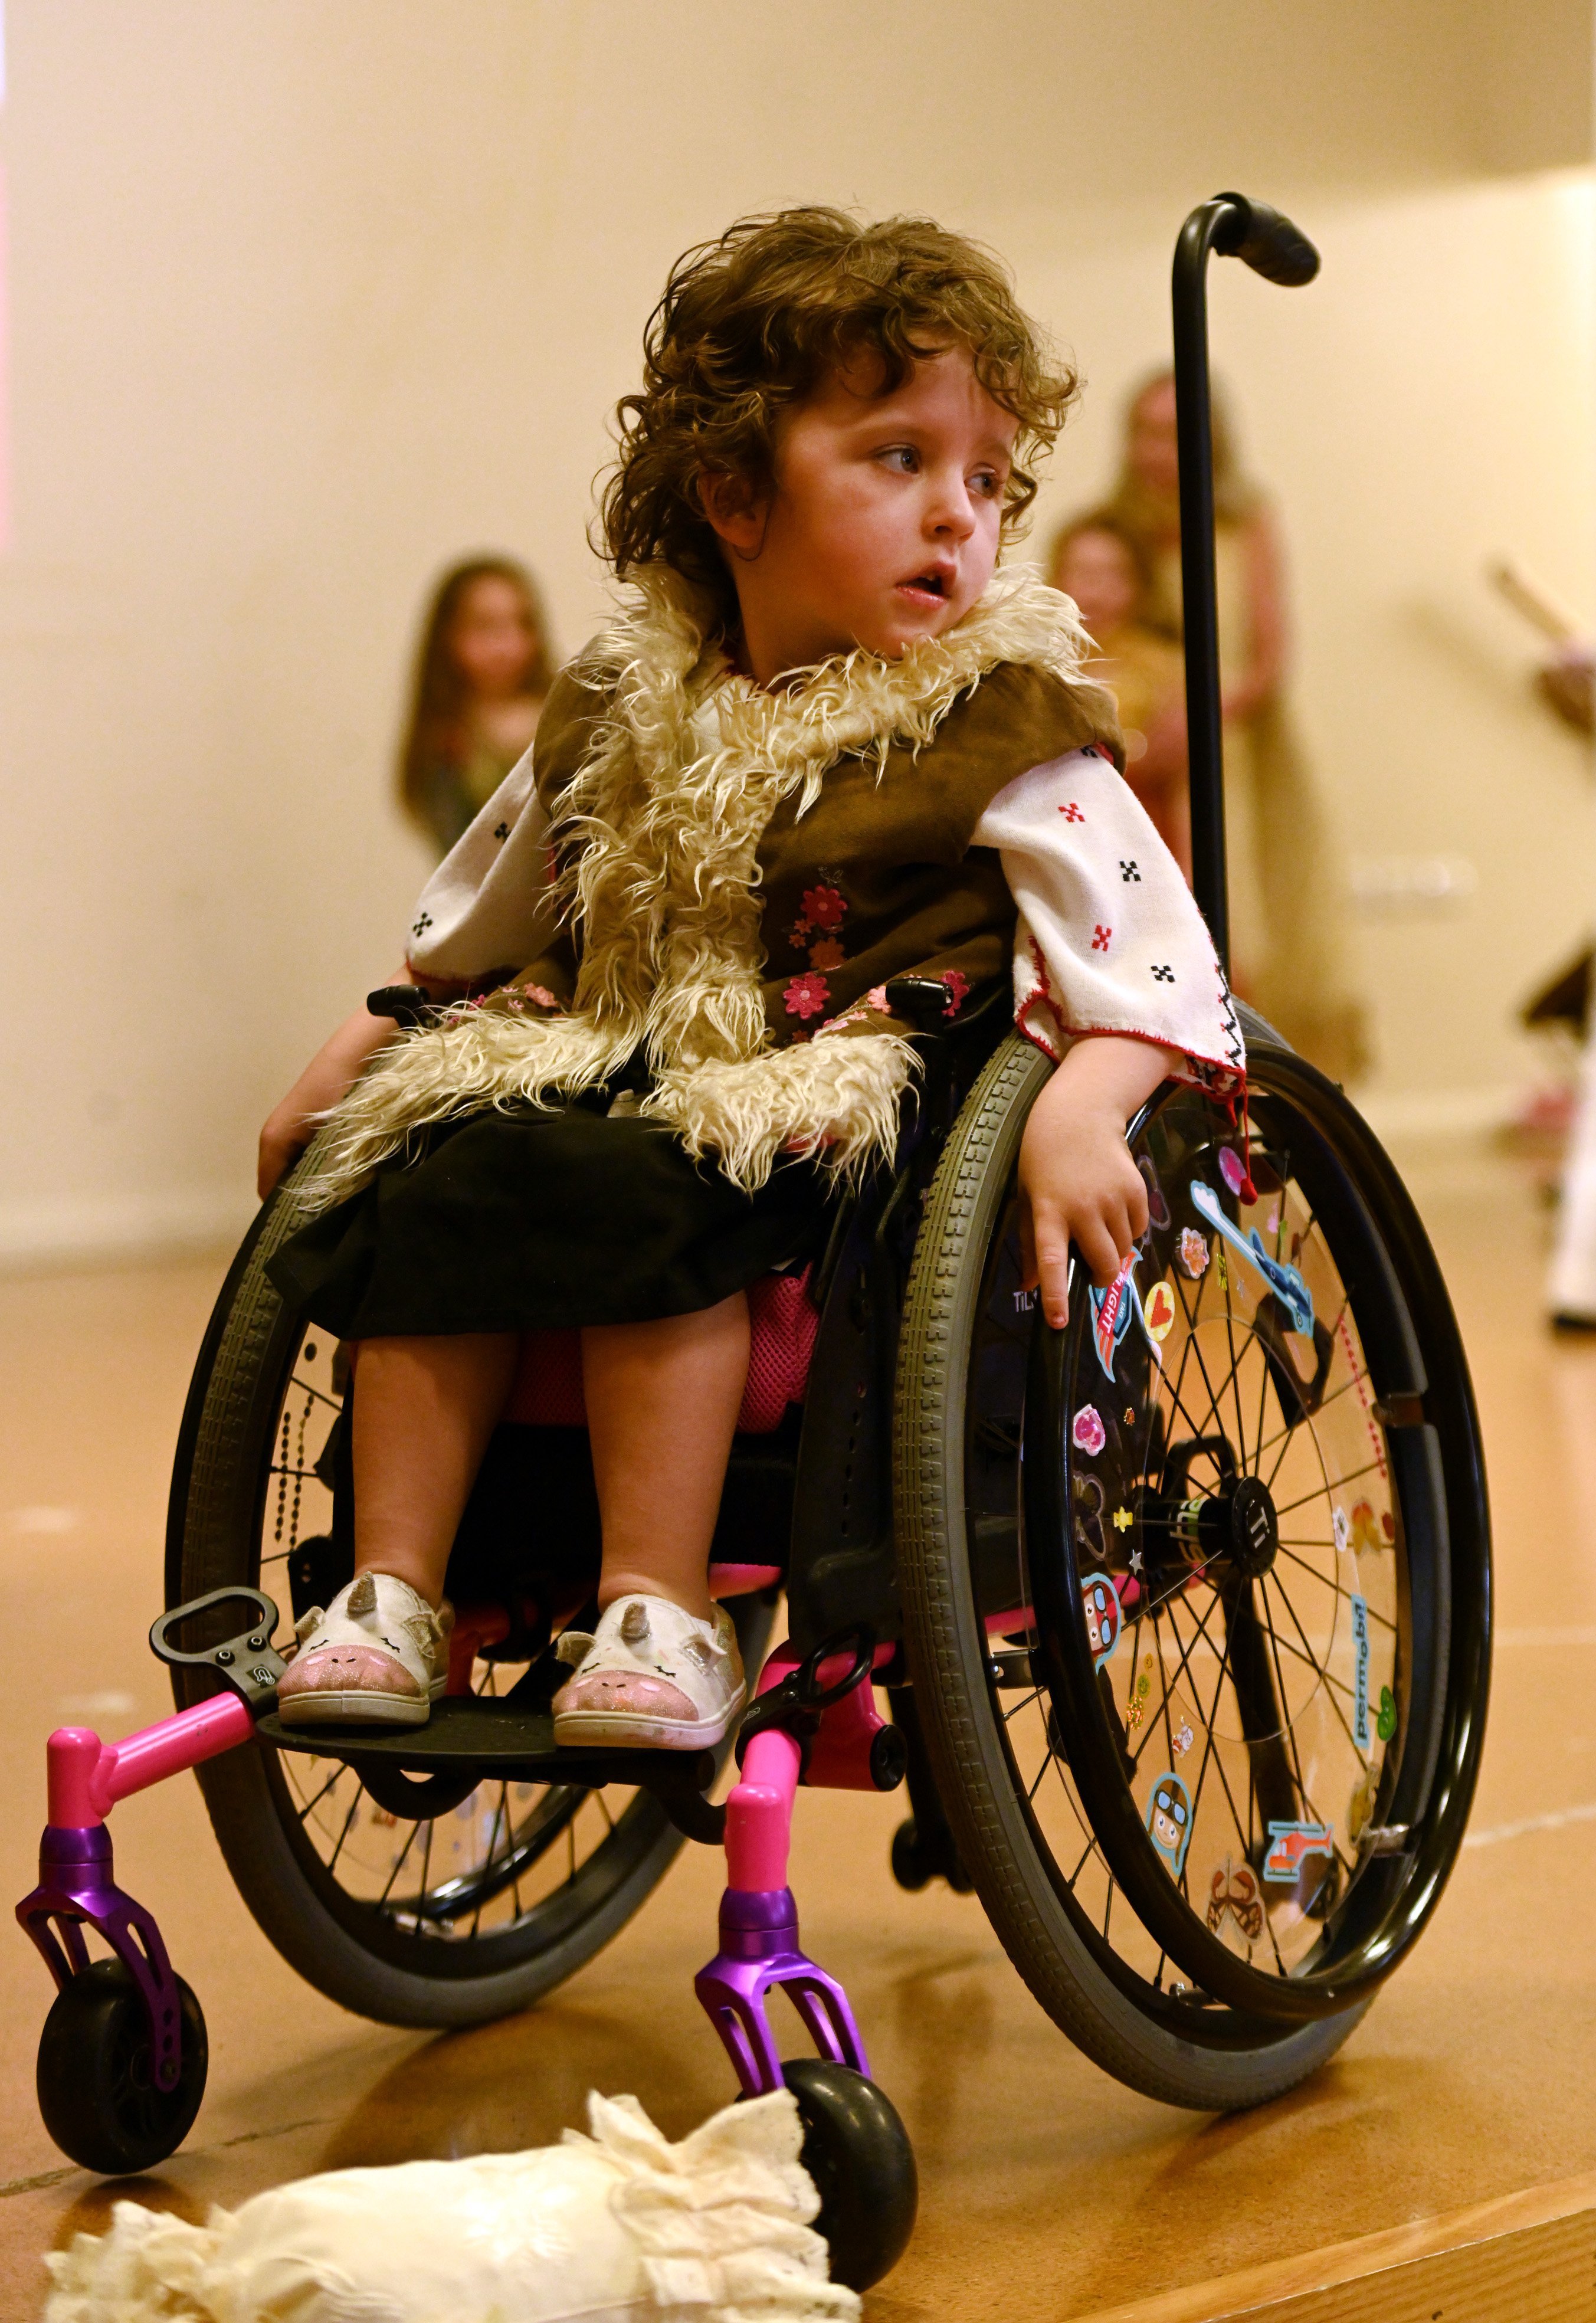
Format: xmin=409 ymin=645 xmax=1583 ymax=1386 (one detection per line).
xmin=1145 ymin=1772 xmax=1193 ymax=1876
xmin=1081 ymin=1572 xmax=1122 ymax=1669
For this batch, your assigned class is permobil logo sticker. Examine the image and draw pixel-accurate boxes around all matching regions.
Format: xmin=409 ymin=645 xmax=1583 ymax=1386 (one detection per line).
xmin=1351 ymin=1592 xmax=1371 ymax=1750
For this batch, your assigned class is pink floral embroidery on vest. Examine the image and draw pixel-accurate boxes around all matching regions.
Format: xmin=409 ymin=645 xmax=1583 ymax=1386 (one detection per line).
xmin=785 ymin=971 xmax=831 ymax=1021
xmin=802 ymin=885 xmax=845 ymax=930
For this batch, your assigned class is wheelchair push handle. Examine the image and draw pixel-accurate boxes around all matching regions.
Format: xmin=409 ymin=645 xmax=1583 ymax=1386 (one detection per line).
xmin=1171 ymin=191 xmax=1319 ymax=975
xmin=367 ymin=985 xmax=438 ymax=1029
xmin=1208 ymin=192 xmax=1319 ymax=287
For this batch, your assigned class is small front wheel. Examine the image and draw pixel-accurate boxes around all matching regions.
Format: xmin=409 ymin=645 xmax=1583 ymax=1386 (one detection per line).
xmin=37 ymin=1958 xmax=208 ymax=2174
xmin=782 ymin=2059 xmax=917 ymax=2291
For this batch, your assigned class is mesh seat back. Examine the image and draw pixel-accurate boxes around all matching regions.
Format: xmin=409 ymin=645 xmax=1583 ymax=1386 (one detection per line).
xmin=501 ymin=1267 xmax=819 ymax=1436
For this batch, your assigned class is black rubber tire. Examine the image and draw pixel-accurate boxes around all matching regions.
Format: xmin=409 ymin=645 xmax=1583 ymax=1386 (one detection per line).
xmin=895 ymin=1028 xmax=1373 ymax=2111
xmin=37 ymin=1960 xmax=208 ymax=2175
xmin=783 ymin=2059 xmax=917 ymax=2292
xmin=165 ymin=1136 xmax=704 ymax=2030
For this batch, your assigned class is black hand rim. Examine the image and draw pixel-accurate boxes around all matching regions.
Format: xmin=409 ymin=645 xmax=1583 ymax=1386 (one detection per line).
xmin=963 ymin=1181 xmax=1303 ymax=2049
xmin=1027 ymin=1043 xmax=1490 ymax=2022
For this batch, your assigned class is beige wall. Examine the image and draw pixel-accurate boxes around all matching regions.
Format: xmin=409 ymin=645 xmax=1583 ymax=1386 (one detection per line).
xmin=1 ymin=0 xmax=1591 ymax=1260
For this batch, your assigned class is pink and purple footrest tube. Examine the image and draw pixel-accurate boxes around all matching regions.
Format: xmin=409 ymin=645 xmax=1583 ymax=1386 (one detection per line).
xmin=17 ymin=1691 xmax=258 ymax=2089
xmin=15 ymin=1593 xmax=902 ymax=2109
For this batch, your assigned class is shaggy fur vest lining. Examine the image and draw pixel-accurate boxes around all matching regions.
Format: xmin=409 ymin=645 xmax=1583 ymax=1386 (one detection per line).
xmin=302 ymin=565 xmax=1104 ymax=1208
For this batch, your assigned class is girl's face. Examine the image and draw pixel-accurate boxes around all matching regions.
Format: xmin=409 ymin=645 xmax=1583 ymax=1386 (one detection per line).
xmin=1054 ymin=529 xmax=1141 ymax=637
xmin=704 ymin=344 xmax=1018 ymax=680
xmin=1127 ymin=377 xmax=1180 ymax=500
xmin=450 ymin=574 xmax=540 ymax=700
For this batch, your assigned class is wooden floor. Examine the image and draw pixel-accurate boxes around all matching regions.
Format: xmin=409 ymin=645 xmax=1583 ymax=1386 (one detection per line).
xmin=2 ymin=1137 xmax=1595 ymax=2319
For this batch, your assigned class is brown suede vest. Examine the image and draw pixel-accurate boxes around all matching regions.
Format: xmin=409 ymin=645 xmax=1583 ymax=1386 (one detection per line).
xmin=507 ymin=657 xmax=1122 ymax=1046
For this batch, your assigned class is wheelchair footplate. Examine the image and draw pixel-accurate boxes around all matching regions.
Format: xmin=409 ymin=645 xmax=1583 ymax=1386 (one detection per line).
xmin=254 ymin=1696 xmax=720 ymax=1833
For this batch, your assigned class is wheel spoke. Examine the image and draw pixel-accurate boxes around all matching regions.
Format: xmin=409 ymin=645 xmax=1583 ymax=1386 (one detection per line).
xmin=1273 ymin=1458 xmax=1385 ymax=1519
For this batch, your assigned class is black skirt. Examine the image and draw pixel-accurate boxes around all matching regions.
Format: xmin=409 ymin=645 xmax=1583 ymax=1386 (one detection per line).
xmin=268 ymin=1102 xmax=834 ymax=1341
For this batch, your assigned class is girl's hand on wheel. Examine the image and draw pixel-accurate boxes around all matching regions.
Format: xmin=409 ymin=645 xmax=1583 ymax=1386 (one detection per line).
xmin=256 ymin=975 xmax=418 ymax=1200
xmin=1017 ymin=1036 xmax=1179 ymax=1328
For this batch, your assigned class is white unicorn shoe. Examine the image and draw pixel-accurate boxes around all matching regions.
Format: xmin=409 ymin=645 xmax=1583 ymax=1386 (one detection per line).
xmin=276 ymin=1572 xmax=452 ymax=1728
xmin=552 ymin=1595 xmax=745 ymax=1750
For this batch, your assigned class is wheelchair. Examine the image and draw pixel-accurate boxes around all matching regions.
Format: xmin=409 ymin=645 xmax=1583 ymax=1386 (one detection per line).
xmin=16 ymin=193 xmax=1491 ymax=2297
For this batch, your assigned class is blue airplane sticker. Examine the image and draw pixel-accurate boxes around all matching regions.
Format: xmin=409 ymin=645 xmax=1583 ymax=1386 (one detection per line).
xmin=1189 ymin=1180 xmax=1315 ymax=1336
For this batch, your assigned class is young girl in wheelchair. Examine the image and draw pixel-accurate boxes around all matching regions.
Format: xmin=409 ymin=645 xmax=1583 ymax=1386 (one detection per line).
xmin=258 ymin=207 xmax=1244 ymax=1751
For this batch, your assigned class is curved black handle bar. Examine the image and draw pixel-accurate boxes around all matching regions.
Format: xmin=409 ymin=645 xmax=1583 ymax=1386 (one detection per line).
xmin=1172 ymin=194 xmax=1320 ymax=972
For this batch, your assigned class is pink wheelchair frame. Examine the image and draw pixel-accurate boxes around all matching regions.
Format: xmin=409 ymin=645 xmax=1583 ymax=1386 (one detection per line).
xmin=18 ymin=1283 xmax=915 ymax=2112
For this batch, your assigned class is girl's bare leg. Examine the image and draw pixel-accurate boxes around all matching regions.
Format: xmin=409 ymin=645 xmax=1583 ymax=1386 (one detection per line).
xmin=582 ymin=1292 xmax=751 ymax=1622
xmin=350 ymin=1332 xmax=519 ymax=1607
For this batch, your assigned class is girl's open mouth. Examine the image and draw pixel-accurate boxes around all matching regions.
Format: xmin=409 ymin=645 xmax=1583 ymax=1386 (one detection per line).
xmin=897 ymin=571 xmax=951 ymax=605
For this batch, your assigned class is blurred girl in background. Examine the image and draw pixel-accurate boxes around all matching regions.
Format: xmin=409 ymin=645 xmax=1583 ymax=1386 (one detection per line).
xmin=398 ymin=557 xmax=556 ymax=856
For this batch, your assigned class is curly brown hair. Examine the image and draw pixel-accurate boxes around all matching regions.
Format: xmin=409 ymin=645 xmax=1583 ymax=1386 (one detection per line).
xmin=599 ymin=207 xmax=1079 ymax=629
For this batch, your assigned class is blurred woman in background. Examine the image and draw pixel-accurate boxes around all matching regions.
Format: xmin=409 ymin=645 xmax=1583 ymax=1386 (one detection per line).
xmin=1070 ymin=371 xmax=1366 ymax=1083
xmin=398 ymin=557 xmax=555 ymax=857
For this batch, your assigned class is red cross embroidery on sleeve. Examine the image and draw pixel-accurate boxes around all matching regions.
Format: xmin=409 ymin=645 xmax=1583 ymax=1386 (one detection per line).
xmin=1059 ymin=802 xmax=1084 ymax=822
xmin=1092 ymin=925 xmax=1112 ymax=952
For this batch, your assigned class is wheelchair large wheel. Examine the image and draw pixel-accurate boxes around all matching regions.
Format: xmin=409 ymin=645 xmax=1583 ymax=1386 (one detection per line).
xmin=165 ymin=1136 xmax=769 ymax=2030
xmin=895 ymin=1013 xmax=1489 ymax=2110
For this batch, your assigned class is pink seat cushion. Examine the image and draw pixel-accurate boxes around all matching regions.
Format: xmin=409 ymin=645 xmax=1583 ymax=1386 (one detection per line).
xmin=501 ymin=1268 xmax=820 ymax=1437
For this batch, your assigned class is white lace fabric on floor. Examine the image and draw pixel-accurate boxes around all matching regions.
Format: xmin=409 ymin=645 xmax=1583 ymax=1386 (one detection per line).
xmin=44 ymin=2088 xmax=860 ymax=2323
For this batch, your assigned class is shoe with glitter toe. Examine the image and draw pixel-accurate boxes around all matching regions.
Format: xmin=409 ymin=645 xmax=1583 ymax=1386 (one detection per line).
xmin=275 ymin=1572 xmax=453 ymax=1729
xmin=551 ymin=1595 xmax=745 ymax=1750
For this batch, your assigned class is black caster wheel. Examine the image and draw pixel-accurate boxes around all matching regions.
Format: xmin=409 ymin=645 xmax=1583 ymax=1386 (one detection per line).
xmin=891 ymin=1815 xmax=975 ymax=1896
xmin=890 ymin=1817 xmax=932 ymax=1892
xmin=782 ymin=2058 xmax=917 ymax=2291
xmin=37 ymin=1958 xmax=208 ymax=2175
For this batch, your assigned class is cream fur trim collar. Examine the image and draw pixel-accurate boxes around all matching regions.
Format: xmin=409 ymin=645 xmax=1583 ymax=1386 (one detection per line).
xmin=302 ymin=563 xmax=1099 ymax=1207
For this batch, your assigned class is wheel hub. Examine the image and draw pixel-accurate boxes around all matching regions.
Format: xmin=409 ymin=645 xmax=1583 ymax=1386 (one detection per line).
xmin=1223 ymin=1476 xmax=1279 ymax=1580
xmin=1152 ymin=1466 xmax=1280 ymax=1580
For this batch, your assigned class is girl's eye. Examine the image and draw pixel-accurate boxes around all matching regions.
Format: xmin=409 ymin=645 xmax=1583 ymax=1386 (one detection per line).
xmin=971 ymin=468 xmax=1002 ymax=498
xmin=879 ymin=445 xmax=919 ymax=474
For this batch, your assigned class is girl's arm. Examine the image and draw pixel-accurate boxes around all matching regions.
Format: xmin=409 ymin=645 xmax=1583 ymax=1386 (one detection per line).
xmin=258 ymin=971 xmax=424 ymax=1199
xmin=1017 ymin=1035 xmax=1177 ymax=1327
xmin=974 ymin=739 xmax=1247 ymax=1327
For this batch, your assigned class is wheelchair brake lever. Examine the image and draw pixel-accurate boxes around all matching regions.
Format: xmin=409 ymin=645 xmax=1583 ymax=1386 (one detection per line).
xmin=735 ymin=1626 xmax=876 ymax=1767
xmin=149 ymin=1588 xmax=287 ymax=1712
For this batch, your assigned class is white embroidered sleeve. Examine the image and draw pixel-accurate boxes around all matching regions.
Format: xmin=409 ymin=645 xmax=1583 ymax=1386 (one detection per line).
xmin=403 ymin=745 xmax=561 ymax=985
xmin=972 ymin=746 xmax=1244 ymax=1090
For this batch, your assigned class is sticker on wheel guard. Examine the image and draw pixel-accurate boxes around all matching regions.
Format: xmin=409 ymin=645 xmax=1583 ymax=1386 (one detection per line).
xmin=1262 ymin=1821 xmax=1336 ymax=1882
xmin=1350 ymin=1591 xmax=1371 ymax=1750
xmin=1146 ymin=1773 xmax=1194 ymax=1876
xmin=1081 ymin=1571 xmax=1122 ymax=1668
xmin=1189 ymin=1180 xmax=1314 ymax=1336
xmin=1089 ymin=1254 xmax=1140 ymax=1379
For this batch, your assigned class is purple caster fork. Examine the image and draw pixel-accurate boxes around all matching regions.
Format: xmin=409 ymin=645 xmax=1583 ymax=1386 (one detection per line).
xmin=16 ymin=1591 xmax=279 ymax=2174
xmin=694 ymin=1634 xmax=918 ymax=2291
